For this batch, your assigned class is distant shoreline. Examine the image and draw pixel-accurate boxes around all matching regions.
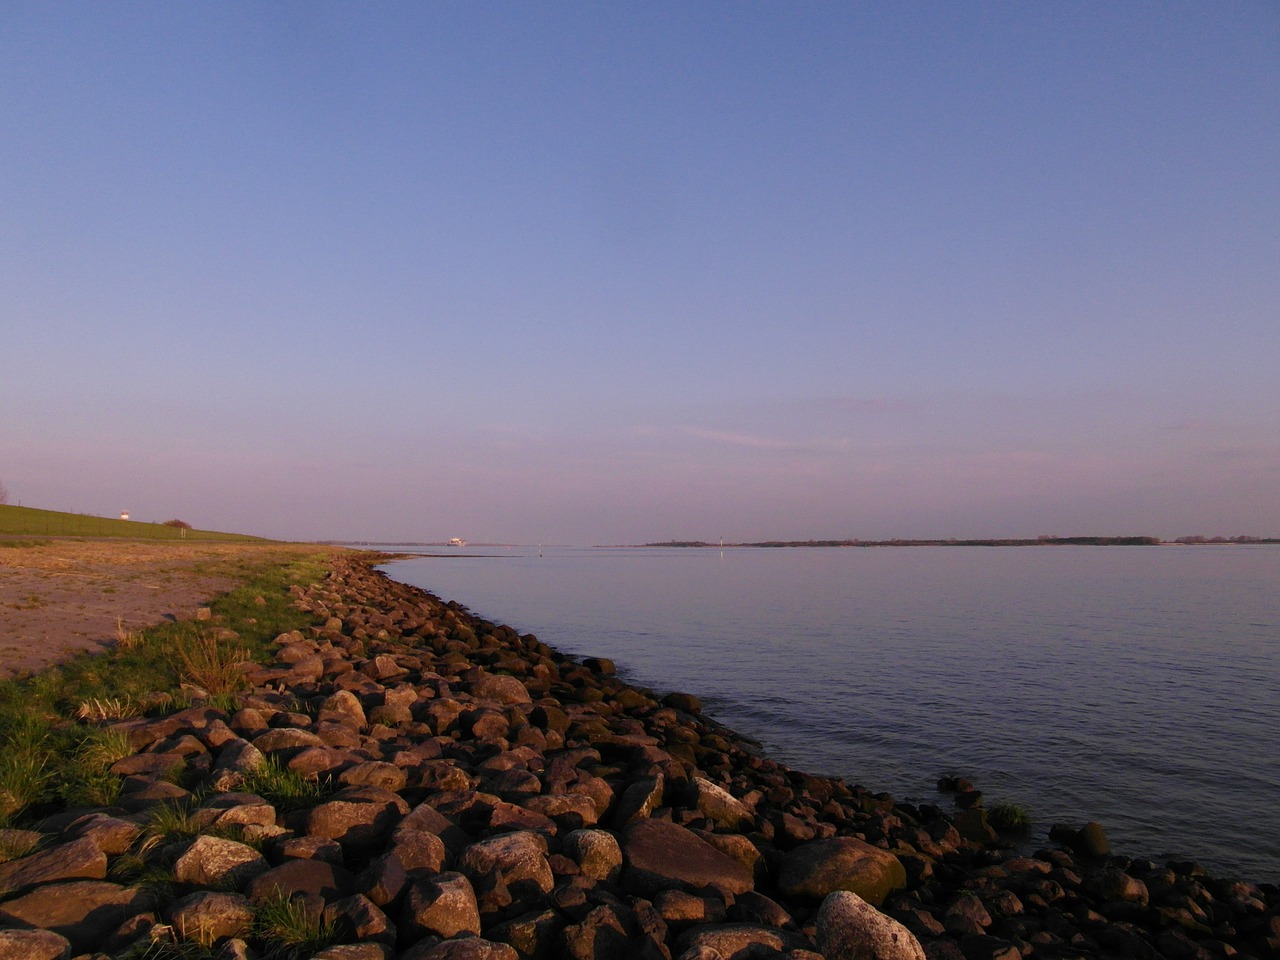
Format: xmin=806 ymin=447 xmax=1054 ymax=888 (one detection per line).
xmin=635 ymin=536 xmax=1280 ymax=548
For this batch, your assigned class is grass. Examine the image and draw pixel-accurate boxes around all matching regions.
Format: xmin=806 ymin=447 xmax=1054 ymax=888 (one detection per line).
xmin=0 ymin=549 xmax=335 ymax=827
xmin=170 ymin=631 xmax=252 ymax=698
xmin=0 ymin=503 xmax=271 ymax=541
xmin=238 ymin=757 xmax=330 ymax=813
xmin=253 ymin=891 xmax=338 ymax=960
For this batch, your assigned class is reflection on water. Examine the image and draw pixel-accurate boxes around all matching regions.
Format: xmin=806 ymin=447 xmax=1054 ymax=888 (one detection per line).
xmin=383 ymin=544 xmax=1280 ymax=883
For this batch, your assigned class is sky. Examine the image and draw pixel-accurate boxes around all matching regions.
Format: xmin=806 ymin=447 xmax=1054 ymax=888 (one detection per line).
xmin=2 ymin=2 xmax=1278 ymax=544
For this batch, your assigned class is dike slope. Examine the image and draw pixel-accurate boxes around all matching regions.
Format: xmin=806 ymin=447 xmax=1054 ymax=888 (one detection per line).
xmin=0 ymin=554 xmax=1275 ymax=960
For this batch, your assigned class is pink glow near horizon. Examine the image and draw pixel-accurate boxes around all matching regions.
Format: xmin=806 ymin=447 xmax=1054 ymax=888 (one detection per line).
xmin=2 ymin=5 xmax=1277 ymax=544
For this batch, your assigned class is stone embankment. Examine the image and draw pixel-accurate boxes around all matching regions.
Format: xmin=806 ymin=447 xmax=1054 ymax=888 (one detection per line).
xmin=1 ymin=555 xmax=1275 ymax=959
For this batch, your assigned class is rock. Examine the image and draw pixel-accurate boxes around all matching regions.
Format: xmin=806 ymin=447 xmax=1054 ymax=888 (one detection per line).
xmin=208 ymin=738 xmax=267 ymax=790
xmin=0 ymin=881 xmax=154 ymax=955
xmin=0 ymin=836 xmax=106 ymax=892
xmin=252 ymin=727 xmax=327 ymax=753
xmin=165 ymin=890 xmax=255 ymax=943
xmin=562 ymin=828 xmax=623 ymax=882
xmin=325 ymin=893 xmax=396 ymax=944
xmin=403 ymin=938 xmax=519 ymax=960
xmin=173 ymin=835 xmax=269 ymax=888
xmin=0 ymin=929 xmax=72 ymax=960
xmin=687 ymin=777 xmax=754 ymax=830
xmin=458 ymin=830 xmax=555 ymax=896
xmin=621 ymin=818 xmax=754 ymax=898
xmin=726 ymin=891 xmax=794 ymax=929
xmin=1084 ymin=867 xmax=1149 ymax=906
xmin=340 ymin=760 xmax=409 ymax=792
xmin=943 ymin=894 xmax=992 ymax=936
xmin=313 ymin=945 xmax=393 ymax=960
xmin=777 ymin=837 xmax=906 ymax=906
xmin=662 ymin=692 xmax=702 ymax=714
xmin=562 ymin=903 xmax=634 ymax=960
xmin=471 ymin=672 xmax=533 ymax=705
xmin=487 ymin=908 xmax=565 ymax=959
xmin=320 ymin=689 xmax=368 ymax=726
xmin=305 ymin=787 xmax=407 ymax=851
xmin=653 ymin=889 xmax=727 ymax=926
xmin=816 ymin=890 xmax=926 ymax=960
xmin=674 ymin=922 xmax=814 ymax=958
xmin=613 ymin=774 xmax=665 ymax=826
xmin=399 ymin=871 xmax=482 ymax=940
xmin=1078 ymin=821 xmax=1110 ymax=857
xmin=247 ymin=858 xmax=355 ymax=904
xmin=354 ymin=852 xmax=408 ymax=908
xmin=388 ymin=826 xmax=449 ymax=875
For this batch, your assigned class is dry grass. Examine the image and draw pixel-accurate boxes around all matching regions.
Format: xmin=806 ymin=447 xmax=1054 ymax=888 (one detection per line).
xmin=170 ymin=630 xmax=251 ymax=696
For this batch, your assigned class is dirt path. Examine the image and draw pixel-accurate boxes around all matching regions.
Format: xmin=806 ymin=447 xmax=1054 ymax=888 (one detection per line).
xmin=0 ymin=539 xmax=322 ymax=678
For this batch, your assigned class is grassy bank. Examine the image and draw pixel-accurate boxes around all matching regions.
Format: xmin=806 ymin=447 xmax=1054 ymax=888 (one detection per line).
xmin=0 ymin=547 xmax=336 ymax=827
xmin=0 ymin=504 xmax=270 ymax=542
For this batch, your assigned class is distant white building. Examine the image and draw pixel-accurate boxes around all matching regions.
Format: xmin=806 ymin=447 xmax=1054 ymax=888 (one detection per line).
xmin=447 ymin=537 xmax=467 ymax=547
xmin=120 ymin=511 xmax=130 ymax=521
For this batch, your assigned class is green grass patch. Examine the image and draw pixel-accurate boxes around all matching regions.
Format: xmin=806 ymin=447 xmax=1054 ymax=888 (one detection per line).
xmin=239 ymin=757 xmax=331 ymax=813
xmin=0 ymin=504 xmax=270 ymax=541
xmin=0 ymin=549 xmax=334 ymax=826
xmin=253 ymin=891 xmax=338 ymax=960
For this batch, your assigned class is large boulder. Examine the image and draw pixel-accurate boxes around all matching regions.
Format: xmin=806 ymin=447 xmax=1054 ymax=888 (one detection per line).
xmin=0 ymin=881 xmax=154 ymax=955
xmin=674 ymin=922 xmax=814 ymax=958
xmin=166 ymin=891 xmax=255 ymax=944
xmin=777 ymin=838 xmax=906 ymax=906
xmin=173 ymin=835 xmax=269 ymax=888
xmin=816 ymin=890 xmax=926 ymax=960
xmin=0 ymin=837 xmax=106 ymax=892
xmin=458 ymin=830 xmax=554 ymax=896
xmin=0 ymin=929 xmax=72 ymax=960
xmin=247 ymin=858 xmax=355 ymax=904
xmin=399 ymin=871 xmax=482 ymax=940
xmin=621 ymin=818 xmax=754 ymax=897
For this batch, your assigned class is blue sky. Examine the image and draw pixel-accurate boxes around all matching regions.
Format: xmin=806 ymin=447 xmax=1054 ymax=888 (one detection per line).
xmin=3 ymin=2 xmax=1277 ymax=543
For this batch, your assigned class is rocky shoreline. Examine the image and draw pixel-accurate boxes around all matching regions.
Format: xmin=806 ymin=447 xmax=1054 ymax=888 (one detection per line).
xmin=1 ymin=553 xmax=1275 ymax=960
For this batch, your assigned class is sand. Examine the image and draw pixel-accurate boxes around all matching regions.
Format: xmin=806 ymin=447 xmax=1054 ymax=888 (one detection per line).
xmin=0 ymin=539 xmax=320 ymax=678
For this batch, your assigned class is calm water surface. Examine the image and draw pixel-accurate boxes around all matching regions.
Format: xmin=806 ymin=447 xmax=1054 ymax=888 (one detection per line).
xmin=382 ymin=545 xmax=1280 ymax=884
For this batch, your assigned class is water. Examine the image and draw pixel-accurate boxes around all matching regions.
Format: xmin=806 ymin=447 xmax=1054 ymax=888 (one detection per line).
xmin=380 ymin=544 xmax=1280 ymax=884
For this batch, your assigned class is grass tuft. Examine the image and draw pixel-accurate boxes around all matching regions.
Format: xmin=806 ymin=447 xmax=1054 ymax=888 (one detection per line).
xmin=254 ymin=892 xmax=338 ymax=960
xmin=170 ymin=631 xmax=251 ymax=697
xmin=239 ymin=757 xmax=330 ymax=813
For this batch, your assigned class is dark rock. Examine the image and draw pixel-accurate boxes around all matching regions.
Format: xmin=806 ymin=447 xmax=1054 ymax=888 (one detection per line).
xmin=621 ymin=818 xmax=754 ymax=898
xmin=674 ymin=921 xmax=814 ymax=958
xmin=403 ymin=938 xmax=519 ymax=960
xmin=247 ymin=858 xmax=355 ymax=904
xmin=777 ymin=837 xmax=907 ymax=906
xmin=561 ymin=903 xmax=634 ymax=960
xmin=326 ymin=893 xmax=396 ymax=944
